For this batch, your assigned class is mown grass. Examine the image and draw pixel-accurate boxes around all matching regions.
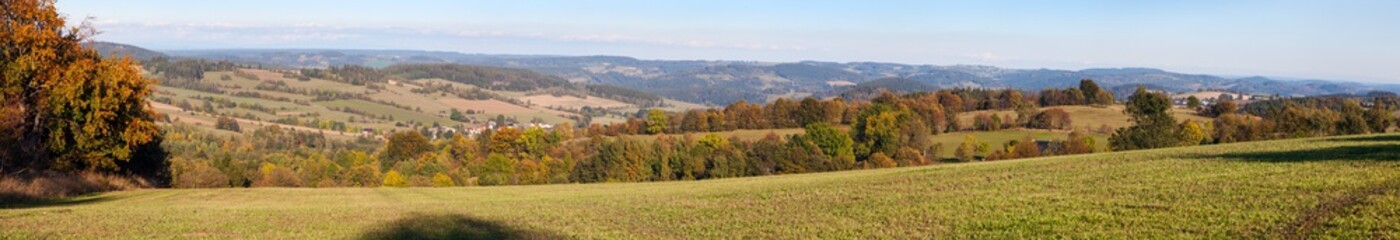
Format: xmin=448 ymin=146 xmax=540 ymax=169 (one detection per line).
xmin=3 ymin=134 xmax=1398 ymax=238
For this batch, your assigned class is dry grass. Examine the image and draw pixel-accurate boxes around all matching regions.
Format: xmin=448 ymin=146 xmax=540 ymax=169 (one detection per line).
xmin=439 ymin=99 xmax=549 ymax=115
xmin=0 ymin=172 xmax=149 ymax=202
xmin=520 ymin=94 xmax=633 ymax=110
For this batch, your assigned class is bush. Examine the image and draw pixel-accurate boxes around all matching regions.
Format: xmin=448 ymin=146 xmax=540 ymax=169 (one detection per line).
xmin=343 ymin=164 xmax=381 ymax=187
xmin=1028 ymin=108 xmax=1073 ymax=130
xmin=174 ymin=160 xmax=229 ymax=188
xmin=252 ymin=163 xmax=305 ymax=187
xmin=216 ymin=116 xmax=241 ymax=132
xmin=431 ymin=173 xmax=456 ymax=187
xmin=893 ymin=147 xmax=926 ymax=167
xmin=866 ymin=152 xmax=897 ymax=169
xmin=382 ymin=170 xmax=409 ymax=187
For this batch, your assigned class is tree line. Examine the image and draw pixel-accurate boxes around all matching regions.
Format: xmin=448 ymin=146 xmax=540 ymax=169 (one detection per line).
xmin=591 ymin=80 xmax=1116 ymax=137
xmin=1109 ymin=86 xmax=1396 ymax=150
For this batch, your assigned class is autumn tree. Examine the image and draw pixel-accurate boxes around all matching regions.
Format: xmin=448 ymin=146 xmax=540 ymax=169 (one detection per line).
xmin=1179 ymin=120 xmax=1209 ymax=146
xmin=852 ymin=104 xmax=917 ymax=160
xmin=1336 ymin=99 xmax=1370 ymax=135
xmin=1028 ymin=108 xmax=1073 ymax=130
xmin=1206 ymin=99 xmax=1238 ymax=117
xmin=1186 ymin=96 xmax=1202 ymax=110
xmin=381 ymin=170 xmax=408 ymax=187
xmin=866 ymin=152 xmax=897 ymax=169
xmin=478 ymin=153 xmax=517 ymax=185
xmin=1058 ymin=131 xmax=1095 ymax=155
xmin=216 ymin=116 xmax=241 ymax=132
xmin=955 ymin=135 xmax=978 ymax=162
xmin=1365 ymin=100 xmax=1394 ymax=133
xmin=1 ymin=0 xmax=164 ymax=176
xmin=1010 ymin=136 xmax=1041 ymax=159
xmin=380 ymin=131 xmax=432 ymax=169
xmin=1080 ymin=79 xmax=1114 ymax=105
xmin=645 ymin=109 xmax=667 ymax=134
xmin=431 ymin=172 xmax=456 ymax=187
xmin=488 ymin=127 xmax=523 ymax=157
xmin=1110 ymin=86 xmax=1183 ymax=150
xmin=799 ymin=123 xmax=855 ymax=169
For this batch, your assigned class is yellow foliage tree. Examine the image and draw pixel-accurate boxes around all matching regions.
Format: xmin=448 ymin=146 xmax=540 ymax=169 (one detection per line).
xmin=430 ymin=172 xmax=456 ymax=187
xmin=382 ymin=170 xmax=408 ymax=187
xmin=1179 ymin=120 xmax=1209 ymax=146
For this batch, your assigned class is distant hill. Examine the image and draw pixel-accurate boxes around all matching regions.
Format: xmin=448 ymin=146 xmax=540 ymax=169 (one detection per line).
xmin=837 ymin=77 xmax=936 ymax=100
xmin=148 ymin=46 xmax=1400 ymax=104
xmin=85 ymin=41 xmax=167 ymax=61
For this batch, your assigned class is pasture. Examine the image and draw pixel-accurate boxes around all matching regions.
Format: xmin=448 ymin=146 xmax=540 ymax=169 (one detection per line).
xmin=4 ymin=133 xmax=1398 ymax=238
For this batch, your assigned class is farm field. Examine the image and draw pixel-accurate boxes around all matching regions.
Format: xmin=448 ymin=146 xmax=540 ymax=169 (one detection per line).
xmin=144 ymin=69 xmax=655 ymax=135
xmin=4 ymin=133 xmax=1398 ymax=238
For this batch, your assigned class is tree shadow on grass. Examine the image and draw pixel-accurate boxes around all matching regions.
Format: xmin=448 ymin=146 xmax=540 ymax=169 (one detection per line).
xmin=1325 ymin=134 xmax=1400 ymax=143
xmin=360 ymin=213 xmax=563 ymax=240
xmin=0 ymin=195 xmax=119 ymax=209
xmin=1205 ymin=144 xmax=1400 ymax=163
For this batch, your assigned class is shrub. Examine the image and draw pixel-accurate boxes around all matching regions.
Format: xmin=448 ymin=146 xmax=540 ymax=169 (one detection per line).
xmin=343 ymin=164 xmax=381 ymax=187
xmin=382 ymin=170 xmax=408 ymax=187
xmin=252 ymin=163 xmax=305 ymax=187
xmin=866 ymin=152 xmax=897 ymax=169
xmin=174 ymin=160 xmax=229 ymax=188
xmin=955 ymin=135 xmax=978 ymax=162
xmin=893 ymin=147 xmax=926 ymax=167
xmin=1028 ymin=108 xmax=1073 ymax=130
xmin=431 ymin=173 xmax=456 ymax=187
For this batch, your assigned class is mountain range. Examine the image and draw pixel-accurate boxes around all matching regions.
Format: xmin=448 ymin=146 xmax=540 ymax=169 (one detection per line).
xmin=91 ymin=42 xmax=1400 ymax=105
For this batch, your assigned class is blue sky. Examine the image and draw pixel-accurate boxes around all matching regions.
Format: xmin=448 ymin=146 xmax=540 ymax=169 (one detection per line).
xmin=57 ymin=0 xmax=1400 ymax=83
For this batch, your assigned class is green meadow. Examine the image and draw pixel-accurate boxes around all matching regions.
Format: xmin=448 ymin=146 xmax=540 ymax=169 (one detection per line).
xmin=4 ymin=133 xmax=1398 ymax=239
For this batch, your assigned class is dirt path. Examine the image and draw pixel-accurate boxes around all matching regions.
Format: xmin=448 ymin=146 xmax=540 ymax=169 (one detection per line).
xmin=1279 ymin=178 xmax=1400 ymax=239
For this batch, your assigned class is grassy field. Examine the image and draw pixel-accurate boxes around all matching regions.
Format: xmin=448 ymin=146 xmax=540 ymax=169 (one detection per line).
xmin=3 ymin=134 xmax=1399 ymax=238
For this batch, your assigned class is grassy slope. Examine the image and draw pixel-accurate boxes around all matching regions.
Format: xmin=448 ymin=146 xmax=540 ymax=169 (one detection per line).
xmin=3 ymin=134 xmax=1399 ymax=239
xmin=151 ymin=71 xmax=653 ymax=134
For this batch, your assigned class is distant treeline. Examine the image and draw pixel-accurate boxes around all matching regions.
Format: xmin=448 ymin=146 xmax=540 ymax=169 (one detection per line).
xmin=589 ymin=80 xmax=1117 ymax=137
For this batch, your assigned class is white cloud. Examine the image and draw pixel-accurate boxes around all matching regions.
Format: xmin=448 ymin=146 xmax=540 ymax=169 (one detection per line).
xmin=91 ymin=21 xmax=809 ymax=52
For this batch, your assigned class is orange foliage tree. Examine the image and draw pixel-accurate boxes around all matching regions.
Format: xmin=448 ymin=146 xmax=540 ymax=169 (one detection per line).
xmin=1 ymin=0 xmax=163 ymax=175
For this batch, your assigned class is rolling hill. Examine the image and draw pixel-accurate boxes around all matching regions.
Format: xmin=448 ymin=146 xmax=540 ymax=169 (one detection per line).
xmin=4 ymin=133 xmax=1397 ymax=238
xmin=156 ymin=47 xmax=1400 ymax=105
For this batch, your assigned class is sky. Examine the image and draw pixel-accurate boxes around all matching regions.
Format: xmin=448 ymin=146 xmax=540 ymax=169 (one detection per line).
xmin=56 ymin=0 xmax=1400 ymax=83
